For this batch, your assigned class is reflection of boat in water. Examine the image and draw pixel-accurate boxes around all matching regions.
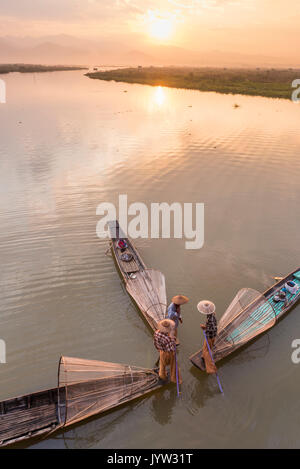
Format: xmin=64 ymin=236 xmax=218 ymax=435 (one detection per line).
xmin=190 ymin=268 xmax=300 ymax=370
xmin=0 ymin=356 xmax=165 ymax=447
xmin=108 ymin=220 xmax=168 ymax=333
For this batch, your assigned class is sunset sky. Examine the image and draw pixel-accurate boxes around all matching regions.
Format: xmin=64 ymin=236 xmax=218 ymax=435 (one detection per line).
xmin=1 ymin=0 xmax=300 ymax=65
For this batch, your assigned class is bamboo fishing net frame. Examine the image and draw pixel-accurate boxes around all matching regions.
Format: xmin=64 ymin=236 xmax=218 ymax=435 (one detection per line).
xmin=125 ymin=268 xmax=167 ymax=330
xmin=57 ymin=357 xmax=161 ymax=427
xmin=212 ymin=288 xmax=277 ymax=361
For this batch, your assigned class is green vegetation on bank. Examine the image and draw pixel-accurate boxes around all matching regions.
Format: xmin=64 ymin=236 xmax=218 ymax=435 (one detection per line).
xmin=0 ymin=64 xmax=88 ymax=74
xmin=86 ymin=66 xmax=300 ymax=99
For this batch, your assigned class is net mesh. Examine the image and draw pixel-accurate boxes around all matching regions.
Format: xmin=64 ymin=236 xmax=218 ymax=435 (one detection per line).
xmin=126 ymin=269 xmax=167 ymax=330
xmin=213 ymin=288 xmax=276 ymax=361
xmin=58 ymin=357 xmax=160 ymax=427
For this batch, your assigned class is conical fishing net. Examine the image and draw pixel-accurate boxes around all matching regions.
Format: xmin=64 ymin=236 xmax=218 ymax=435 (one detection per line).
xmin=126 ymin=269 xmax=167 ymax=330
xmin=212 ymin=288 xmax=276 ymax=361
xmin=58 ymin=357 xmax=160 ymax=427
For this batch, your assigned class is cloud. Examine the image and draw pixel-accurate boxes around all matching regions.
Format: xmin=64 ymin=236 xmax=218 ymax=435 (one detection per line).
xmin=0 ymin=0 xmax=141 ymax=21
xmin=1 ymin=0 xmax=300 ymax=58
xmin=0 ymin=0 xmax=284 ymax=27
xmin=0 ymin=0 xmax=81 ymax=20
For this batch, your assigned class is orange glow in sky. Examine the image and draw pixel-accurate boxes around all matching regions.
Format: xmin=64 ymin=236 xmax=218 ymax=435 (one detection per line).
xmin=1 ymin=1 xmax=300 ymax=67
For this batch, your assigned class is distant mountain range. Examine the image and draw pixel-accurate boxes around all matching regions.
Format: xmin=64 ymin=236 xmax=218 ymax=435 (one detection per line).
xmin=0 ymin=37 xmax=86 ymax=64
xmin=0 ymin=35 xmax=298 ymax=68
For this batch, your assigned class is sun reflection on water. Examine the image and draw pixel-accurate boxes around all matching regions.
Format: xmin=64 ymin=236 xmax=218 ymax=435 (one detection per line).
xmin=154 ymin=86 xmax=166 ymax=107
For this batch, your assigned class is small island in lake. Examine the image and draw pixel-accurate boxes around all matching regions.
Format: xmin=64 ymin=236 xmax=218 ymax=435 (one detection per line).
xmin=86 ymin=66 xmax=300 ymax=99
xmin=0 ymin=64 xmax=88 ymax=74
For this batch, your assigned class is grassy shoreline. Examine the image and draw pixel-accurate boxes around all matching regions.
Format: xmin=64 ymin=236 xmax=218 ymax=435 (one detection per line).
xmin=0 ymin=64 xmax=88 ymax=74
xmin=86 ymin=66 xmax=300 ymax=99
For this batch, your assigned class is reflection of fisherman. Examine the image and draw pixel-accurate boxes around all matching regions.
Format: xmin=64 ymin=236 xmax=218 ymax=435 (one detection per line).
xmin=154 ymin=319 xmax=182 ymax=384
xmin=151 ymin=388 xmax=177 ymax=425
xmin=167 ymin=295 xmax=189 ymax=339
xmin=198 ymin=301 xmax=218 ymax=374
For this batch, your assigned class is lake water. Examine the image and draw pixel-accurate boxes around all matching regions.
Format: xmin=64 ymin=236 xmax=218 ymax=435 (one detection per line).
xmin=0 ymin=70 xmax=300 ymax=449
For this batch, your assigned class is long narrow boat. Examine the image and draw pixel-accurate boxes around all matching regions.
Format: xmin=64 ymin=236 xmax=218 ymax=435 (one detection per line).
xmin=190 ymin=267 xmax=300 ymax=370
xmin=108 ymin=220 xmax=168 ymax=333
xmin=0 ymin=356 xmax=165 ymax=447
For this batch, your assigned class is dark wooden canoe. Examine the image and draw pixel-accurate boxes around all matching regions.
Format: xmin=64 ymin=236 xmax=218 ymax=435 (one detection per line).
xmin=0 ymin=356 xmax=166 ymax=448
xmin=190 ymin=268 xmax=300 ymax=370
xmin=0 ymin=387 xmax=66 ymax=448
xmin=108 ymin=220 xmax=168 ymax=333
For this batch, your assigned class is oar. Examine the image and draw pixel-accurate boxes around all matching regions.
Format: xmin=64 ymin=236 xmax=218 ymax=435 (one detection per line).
xmin=175 ymin=350 xmax=181 ymax=397
xmin=203 ymin=330 xmax=224 ymax=395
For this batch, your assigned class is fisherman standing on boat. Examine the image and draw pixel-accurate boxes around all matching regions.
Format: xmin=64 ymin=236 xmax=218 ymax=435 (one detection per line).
xmin=167 ymin=295 xmax=189 ymax=339
xmin=198 ymin=301 xmax=218 ymax=374
xmin=154 ymin=319 xmax=182 ymax=384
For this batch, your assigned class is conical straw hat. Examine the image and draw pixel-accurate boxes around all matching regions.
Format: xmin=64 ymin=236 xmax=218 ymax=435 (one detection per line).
xmin=197 ymin=300 xmax=216 ymax=315
xmin=157 ymin=319 xmax=176 ymax=335
xmin=172 ymin=295 xmax=189 ymax=305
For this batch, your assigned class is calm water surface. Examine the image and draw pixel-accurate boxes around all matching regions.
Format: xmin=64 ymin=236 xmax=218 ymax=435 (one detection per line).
xmin=0 ymin=70 xmax=299 ymax=448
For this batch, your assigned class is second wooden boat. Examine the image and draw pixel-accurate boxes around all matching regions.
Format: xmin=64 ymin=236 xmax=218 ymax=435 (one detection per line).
xmin=190 ymin=267 xmax=300 ymax=370
xmin=108 ymin=220 xmax=167 ymax=332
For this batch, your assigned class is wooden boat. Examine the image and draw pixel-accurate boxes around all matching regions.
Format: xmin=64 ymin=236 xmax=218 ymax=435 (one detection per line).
xmin=0 ymin=387 xmax=65 ymax=447
xmin=108 ymin=220 xmax=168 ymax=333
xmin=190 ymin=268 xmax=300 ymax=370
xmin=0 ymin=356 xmax=166 ymax=447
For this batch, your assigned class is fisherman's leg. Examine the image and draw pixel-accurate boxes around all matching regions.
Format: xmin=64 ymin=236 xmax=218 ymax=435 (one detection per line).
xmin=202 ymin=338 xmax=217 ymax=374
xmin=159 ymin=351 xmax=168 ymax=380
xmin=168 ymin=352 xmax=181 ymax=384
xmin=168 ymin=352 xmax=176 ymax=383
xmin=170 ymin=352 xmax=182 ymax=384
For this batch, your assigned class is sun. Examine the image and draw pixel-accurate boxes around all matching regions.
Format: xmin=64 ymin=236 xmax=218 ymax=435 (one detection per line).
xmin=150 ymin=18 xmax=173 ymax=40
xmin=147 ymin=11 xmax=174 ymax=41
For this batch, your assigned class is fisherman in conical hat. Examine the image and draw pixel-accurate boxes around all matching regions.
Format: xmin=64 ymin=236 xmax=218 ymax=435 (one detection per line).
xmin=198 ymin=300 xmax=218 ymax=374
xmin=167 ymin=295 xmax=189 ymax=342
xmin=154 ymin=319 xmax=182 ymax=384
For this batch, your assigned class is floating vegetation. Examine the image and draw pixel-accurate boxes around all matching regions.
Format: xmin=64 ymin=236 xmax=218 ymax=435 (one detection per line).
xmin=86 ymin=66 xmax=300 ymax=99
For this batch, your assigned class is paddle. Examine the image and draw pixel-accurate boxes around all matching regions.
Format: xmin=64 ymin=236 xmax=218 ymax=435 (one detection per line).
xmin=202 ymin=330 xmax=224 ymax=395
